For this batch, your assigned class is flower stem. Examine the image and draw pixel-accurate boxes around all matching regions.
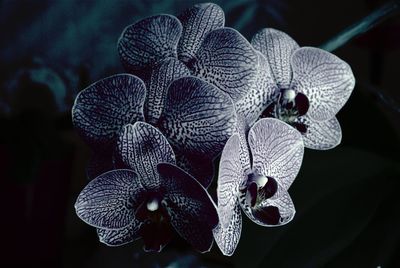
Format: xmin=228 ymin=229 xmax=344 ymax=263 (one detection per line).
xmin=320 ymin=0 xmax=400 ymax=52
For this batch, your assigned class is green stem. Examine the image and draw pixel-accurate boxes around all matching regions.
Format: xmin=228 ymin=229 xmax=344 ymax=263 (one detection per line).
xmin=320 ymin=0 xmax=400 ymax=52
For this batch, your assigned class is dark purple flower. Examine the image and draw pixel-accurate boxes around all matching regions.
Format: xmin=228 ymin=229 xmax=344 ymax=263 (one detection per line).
xmin=75 ymin=122 xmax=218 ymax=252
xmin=72 ymin=73 xmax=236 ymax=186
xmin=117 ymin=3 xmax=261 ymax=112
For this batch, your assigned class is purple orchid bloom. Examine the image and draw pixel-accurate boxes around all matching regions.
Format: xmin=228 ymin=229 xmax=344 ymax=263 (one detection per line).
xmin=237 ymin=28 xmax=355 ymax=150
xmin=115 ymin=3 xmax=266 ymax=184
xmin=75 ymin=122 xmax=218 ymax=252
xmin=118 ymin=3 xmax=261 ymax=109
xmin=213 ymin=118 xmax=304 ymax=256
xmin=72 ymin=73 xmax=236 ymax=187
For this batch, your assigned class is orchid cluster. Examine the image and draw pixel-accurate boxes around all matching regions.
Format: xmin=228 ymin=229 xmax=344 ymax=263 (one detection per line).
xmin=73 ymin=3 xmax=355 ymax=256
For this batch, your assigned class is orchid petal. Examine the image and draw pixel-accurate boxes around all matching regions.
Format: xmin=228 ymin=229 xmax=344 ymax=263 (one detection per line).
xmin=240 ymin=184 xmax=295 ymax=226
xmin=290 ymin=47 xmax=355 ymax=121
xmin=235 ymin=51 xmax=277 ymax=125
xmin=213 ymin=203 xmax=242 ymax=256
xmin=72 ymin=74 xmax=145 ymax=149
xmin=217 ymin=134 xmax=249 ymax=228
xmin=300 ymin=116 xmax=342 ymax=150
xmin=177 ymin=3 xmax=225 ymax=63
xmin=118 ymin=15 xmax=182 ymax=72
xmin=157 ymin=163 xmax=218 ymax=253
xmin=96 ymin=221 xmax=141 ymax=246
xmin=251 ymin=28 xmax=299 ymax=89
xmin=117 ymin=122 xmax=175 ymax=189
xmin=143 ymin=58 xmax=190 ymax=124
xmin=189 ymin=27 xmax=259 ymax=102
xmin=248 ymin=118 xmax=304 ymax=190
xmin=75 ymin=169 xmax=145 ymax=229
xmin=158 ymin=76 xmax=237 ymax=157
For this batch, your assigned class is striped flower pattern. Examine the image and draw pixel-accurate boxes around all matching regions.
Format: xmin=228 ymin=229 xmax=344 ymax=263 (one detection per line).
xmin=73 ymin=3 xmax=355 ymax=255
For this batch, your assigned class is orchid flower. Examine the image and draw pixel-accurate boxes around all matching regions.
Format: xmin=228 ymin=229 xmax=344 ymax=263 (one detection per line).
xmin=116 ymin=3 xmax=267 ymax=183
xmin=72 ymin=73 xmax=236 ymax=187
xmin=75 ymin=122 xmax=218 ymax=252
xmin=242 ymin=28 xmax=356 ymax=150
xmin=213 ymin=118 xmax=304 ymax=256
xmin=118 ymin=3 xmax=261 ymax=108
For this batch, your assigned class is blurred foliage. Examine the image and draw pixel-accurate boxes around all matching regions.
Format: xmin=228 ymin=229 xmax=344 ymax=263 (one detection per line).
xmin=0 ymin=0 xmax=285 ymax=115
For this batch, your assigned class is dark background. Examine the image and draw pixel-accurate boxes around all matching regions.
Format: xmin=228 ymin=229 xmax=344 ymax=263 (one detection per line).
xmin=1 ymin=0 xmax=399 ymax=267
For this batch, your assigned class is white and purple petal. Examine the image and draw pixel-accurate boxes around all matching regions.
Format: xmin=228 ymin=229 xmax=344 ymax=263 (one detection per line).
xmin=188 ymin=27 xmax=259 ymax=102
xmin=143 ymin=58 xmax=190 ymax=124
xmin=97 ymin=221 xmax=141 ymax=247
xmin=157 ymin=163 xmax=218 ymax=253
xmin=299 ymin=116 xmax=342 ymax=150
xmin=251 ymin=28 xmax=299 ymax=89
xmin=217 ymin=134 xmax=249 ymax=229
xmin=240 ymin=183 xmax=295 ymax=227
xmin=290 ymin=47 xmax=355 ymax=121
xmin=75 ymin=169 xmax=146 ymax=229
xmin=213 ymin=203 xmax=242 ymax=256
xmin=118 ymin=15 xmax=182 ymax=72
xmin=177 ymin=3 xmax=225 ymax=63
xmin=248 ymin=118 xmax=304 ymax=190
xmin=235 ymin=51 xmax=277 ymax=125
xmin=157 ymin=76 xmax=237 ymax=157
xmin=72 ymin=74 xmax=146 ymax=149
xmin=117 ymin=122 xmax=175 ymax=189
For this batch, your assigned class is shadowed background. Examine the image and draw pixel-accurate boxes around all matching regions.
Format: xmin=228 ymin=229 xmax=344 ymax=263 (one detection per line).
xmin=0 ymin=0 xmax=399 ymax=267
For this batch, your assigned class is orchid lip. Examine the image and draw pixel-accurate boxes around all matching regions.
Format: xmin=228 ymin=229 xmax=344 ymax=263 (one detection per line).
xmin=244 ymin=172 xmax=278 ymax=208
xmin=260 ymin=89 xmax=310 ymax=134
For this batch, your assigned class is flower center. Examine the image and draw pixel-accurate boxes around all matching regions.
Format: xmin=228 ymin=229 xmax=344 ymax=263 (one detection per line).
xmin=261 ymin=88 xmax=309 ymax=133
xmin=244 ymin=172 xmax=278 ymax=208
xmin=136 ymin=194 xmax=166 ymax=223
xmin=135 ymin=194 xmax=173 ymax=252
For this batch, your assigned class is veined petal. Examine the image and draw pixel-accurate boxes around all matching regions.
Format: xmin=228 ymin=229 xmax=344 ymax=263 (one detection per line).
xmin=118 ymin=15 xmax=182 ymax=72
xmin=75 ymin=169 xmax=146 ymax=229
xmin=143 ymin=58 xmax=190 ymax=124
xmin=217 ymin=134 xmax=249 ymax=229
xmin=300 ymin=116 xmax=342 ymax=150
xmin=177 ymin=3 xmax=225 ymax=63
xmin=251 ymin=28 xmax=299 ymax=89
xmin=213 ymin=203 xmax=242 ymax=256
xmin=235 ymin=51 xmax=277 ymax=125
xmin=157 ymin=163 xmax=218 ymax=253
xmin=188 ymin=27 xmax=259 ymax=102
xmin=290 ymin=47 xmax=355 ymax=121
xmin=117 ymin=122 xmax=175 ymax=189
xmin=248 ymin=118 xmax=304 ymax=190
xmin=240 ymin=184 xmax=295 ymax=226
xmin=97 ymin=220 xmax=141 ymax=246
xmin=72 ymin=74 xmax=146 ymax=149
xmin=158 ymin=76 xmax=237 ymax=157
